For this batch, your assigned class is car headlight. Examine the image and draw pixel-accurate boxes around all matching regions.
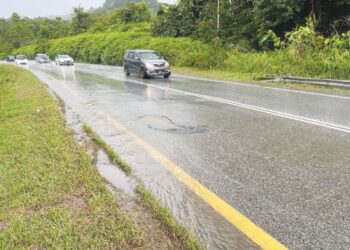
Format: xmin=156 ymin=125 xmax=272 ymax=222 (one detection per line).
xmin=144 ymin=62 xmax=154 ymax=69
xmin=164 ymin=61 xmax=170 ymax=68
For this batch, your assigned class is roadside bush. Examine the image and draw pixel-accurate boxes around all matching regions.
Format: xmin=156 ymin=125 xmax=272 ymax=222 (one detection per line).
xmin=12 ymin=20 xmax=350 ymax=79
xmin=13 ymin=31 xmax=227 ymax=69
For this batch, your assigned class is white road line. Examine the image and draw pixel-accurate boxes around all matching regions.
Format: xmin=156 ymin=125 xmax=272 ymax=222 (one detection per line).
xmin=171 ymin=74 xmax=350 ymax=101
xmin=38 ymin=65 xmax=350 ymax=134
xmin=124 ymin=78 xmax=350 ymax=134
xmin=76 ymin=64 xmax=350 ymax=101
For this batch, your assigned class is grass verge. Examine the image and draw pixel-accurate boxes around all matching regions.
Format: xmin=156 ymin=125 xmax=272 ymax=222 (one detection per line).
xmin=0 ymin=65 xmax=141 ymax=248
xmin=81 ymin=124 xmax=202 ymax=249
xmin=173 ymin=66 xmax=350 ymax=96
xmin=83 ymin=124 xmax=132 ymax=174
xmin=136 ymin=185 xmax=203 ymax=250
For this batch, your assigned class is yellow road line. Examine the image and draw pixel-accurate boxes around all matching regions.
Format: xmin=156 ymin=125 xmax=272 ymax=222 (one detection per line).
xmin=50 ymin=76 xmax=288 ymax=250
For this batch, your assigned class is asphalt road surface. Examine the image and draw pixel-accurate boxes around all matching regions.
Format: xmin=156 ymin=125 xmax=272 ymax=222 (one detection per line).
xmin=19 ymin=62 xmax=350 ymax=249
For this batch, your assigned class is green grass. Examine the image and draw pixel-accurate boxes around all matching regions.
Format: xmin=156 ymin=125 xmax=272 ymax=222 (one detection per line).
xmin=83 ymin=124 xmax=132 ymax=174
xmin=0 ymin=65 xmax=141 ymax=248
xmin=83 ymin=124 xmax=203 ymax=249
xmin=136 ymin=185 xmax=203 ymax=250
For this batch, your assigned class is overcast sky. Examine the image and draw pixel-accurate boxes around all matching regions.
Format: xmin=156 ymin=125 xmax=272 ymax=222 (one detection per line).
xmin=0 ymin=0 xmax=176 ymax=18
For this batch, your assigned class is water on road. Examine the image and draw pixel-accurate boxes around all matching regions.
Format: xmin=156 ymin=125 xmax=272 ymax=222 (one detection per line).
xmin=23 ymin=62 xmax=350 ymax=249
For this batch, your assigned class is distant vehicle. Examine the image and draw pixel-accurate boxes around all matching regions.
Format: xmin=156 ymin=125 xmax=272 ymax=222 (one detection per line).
xmin=6 ymin=55 xmax=15 ymax=62
xmin=15 ymin=55 xmax=28 ymax=65
xmin=123 ymin=50 xmax=171 ymax=79
xmin=55 ymin=55 xmax=74 ymax=66
xmin=35 ymin=54 xmax=50 ymax=63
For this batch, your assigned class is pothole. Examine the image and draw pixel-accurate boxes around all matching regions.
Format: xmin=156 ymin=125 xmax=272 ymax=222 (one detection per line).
xmin=138 ymin=115 xmax=209 ymax=134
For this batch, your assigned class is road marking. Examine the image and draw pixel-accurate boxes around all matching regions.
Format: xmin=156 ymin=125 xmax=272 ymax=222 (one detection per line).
xmin=73 ymin=66 xmax=350 ymax=134
xmin=171 ymin=74 xmax=350 ymax=101
xmin=76 ymin=64 xmax=350 ymax=101
xmin=46 ymin=74 xmax=288 ymax=250
xmin=120 ymin=78 xmax=350 ymax=135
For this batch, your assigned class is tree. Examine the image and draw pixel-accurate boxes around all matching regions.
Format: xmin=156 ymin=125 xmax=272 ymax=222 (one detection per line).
xmin=103 ymin=0 xmax=160 ymax=12
xmin=152 ymin=0 xmax=350 ymax=49
xmin=112 ymin=2 xmax=152 ymax=23
xmin=3 ymin=14 xmax=35 ymax=48
xmin=152 ymin=0 xmax=211 ymax=38
xmin=71 ymin=7 xmax=91 ymax=34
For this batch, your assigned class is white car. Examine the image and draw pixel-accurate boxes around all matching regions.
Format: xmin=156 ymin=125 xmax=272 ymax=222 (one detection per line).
xmin=15 ymin=55 xmax=28 ymax=65
xmin=55 ymin=55 xmax=74 ymax=66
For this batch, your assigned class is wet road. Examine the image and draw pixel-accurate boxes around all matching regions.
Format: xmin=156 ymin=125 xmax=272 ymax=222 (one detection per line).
xmin=23 ymin=62 xmax=350 ymax=249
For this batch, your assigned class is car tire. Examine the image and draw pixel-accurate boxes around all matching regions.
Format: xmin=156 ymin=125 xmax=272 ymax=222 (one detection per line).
xmin=140 ymin=67 xmax=148 ymax=79
xmin=124 ymin=66 xmax=130 ymax=76
xmin=164 ymin=74 xmax=171 ymax=79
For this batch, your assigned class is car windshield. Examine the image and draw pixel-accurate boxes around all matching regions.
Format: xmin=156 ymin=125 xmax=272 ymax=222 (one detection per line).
xmin=139 ymin=52 xmax=161 ymax=60
xmin=17 ymin=56 xmax=26 ymax=60
xmin=58 ymin=55 xmax=70 ymax=59
xmin=38 ymin=54 xmax=49 ymax=59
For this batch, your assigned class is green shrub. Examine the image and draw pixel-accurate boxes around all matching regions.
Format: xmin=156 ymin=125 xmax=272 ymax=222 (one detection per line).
xmin=12 ymin=23 xmax=350 ymax=79
xmin=13 ymin=31 xmax=227 ymax=69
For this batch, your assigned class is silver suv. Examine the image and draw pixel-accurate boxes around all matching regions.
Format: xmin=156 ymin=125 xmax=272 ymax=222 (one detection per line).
xmin=123 ymin=50 xmax=171 ymax=79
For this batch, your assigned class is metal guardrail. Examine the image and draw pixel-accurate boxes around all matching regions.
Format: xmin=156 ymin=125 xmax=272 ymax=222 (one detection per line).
xmin=259 ymin=75 xmax=350 ymax=88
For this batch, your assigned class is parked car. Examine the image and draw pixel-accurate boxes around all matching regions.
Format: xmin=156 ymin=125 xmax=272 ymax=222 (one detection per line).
xmin=55 ymin=55 xmax=74 ymax=66
xmin=35 ymin=54 xmax=50 ymax=63
xmin=15 ymin=55 xmax=28 ymax=65
xmin=123 ymin=50 xmax=171 ymax=79
xmin=6 ymin=55 xmax=15 ymax=62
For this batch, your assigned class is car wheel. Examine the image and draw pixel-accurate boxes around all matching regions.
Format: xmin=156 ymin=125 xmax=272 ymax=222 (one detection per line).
xmin=140 ymin=67 xmax=148 ymax=79
xmin=164 ymin=74 xmax=171 ymax=79
xmin=124 ymin=66 xmax=130 ymax=76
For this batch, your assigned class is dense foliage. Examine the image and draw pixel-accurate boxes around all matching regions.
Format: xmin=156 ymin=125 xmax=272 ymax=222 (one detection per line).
xmin=103 ymin=0 xmax=160 ymax=12
xmin=0 ymin=13 xmax=70 ymax=57
xmin=2 ymin=0 xmax=350 ymax=80
xmin=12 ymin=20 xmax=350 ymax=80
xmin=153 ymin=0 xmax=350 ymax=49
xmin=13 ymin=32 xmax=228 ymax=69
xmin=89 ymin=2 xmax=153 ymax=32
xmin=0 ymin=2 xmax=153 ymax=58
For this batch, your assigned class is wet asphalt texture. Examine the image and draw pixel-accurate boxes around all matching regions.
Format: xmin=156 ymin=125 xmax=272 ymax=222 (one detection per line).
xmin=22 ymin=62 xmax=350 ymax=249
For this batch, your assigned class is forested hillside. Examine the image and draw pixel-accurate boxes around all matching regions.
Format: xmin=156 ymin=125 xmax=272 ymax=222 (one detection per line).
xmin=153 ymin=0 xmax=350 ymax=49
xmin=103 ymin=0 xmax=160 ymax=12
xmin=2 ymin=0 xmax=350 ymax=80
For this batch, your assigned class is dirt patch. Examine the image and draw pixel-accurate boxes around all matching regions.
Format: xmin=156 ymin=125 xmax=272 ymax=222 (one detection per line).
xmin=55 ymin=193 xmax=88 ymax=215
xmin=0 ymin=221 xmax=9 ymax=231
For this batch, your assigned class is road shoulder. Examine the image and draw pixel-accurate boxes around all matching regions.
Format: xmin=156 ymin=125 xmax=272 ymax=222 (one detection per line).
xmin=0 ymin=65 xmax=196 ymax=249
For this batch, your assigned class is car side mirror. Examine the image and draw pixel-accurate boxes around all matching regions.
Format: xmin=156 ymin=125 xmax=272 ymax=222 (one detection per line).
xmin=134 ymin=56 xmax=140 ymax=60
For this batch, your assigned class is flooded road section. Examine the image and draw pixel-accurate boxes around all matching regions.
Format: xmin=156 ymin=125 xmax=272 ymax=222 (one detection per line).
xmin=27 ymin=63 xmax=350 ymax=249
